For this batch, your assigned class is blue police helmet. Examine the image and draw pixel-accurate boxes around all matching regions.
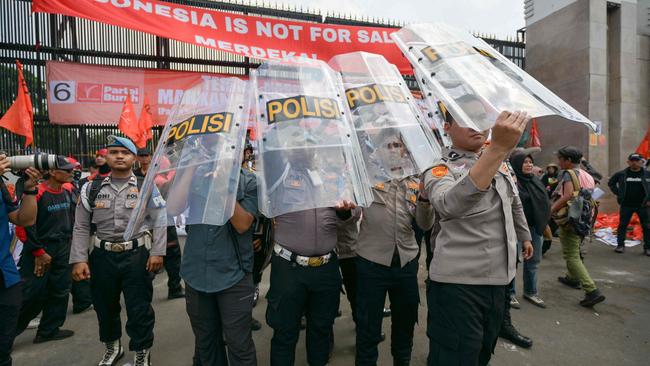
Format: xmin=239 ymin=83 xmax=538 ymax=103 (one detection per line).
xmin=106 ymin=135 xmax=137 ymax=155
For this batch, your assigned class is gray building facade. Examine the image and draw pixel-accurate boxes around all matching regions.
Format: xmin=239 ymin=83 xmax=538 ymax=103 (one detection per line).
xmin=525 ymin=0 xmax=650 ymax=175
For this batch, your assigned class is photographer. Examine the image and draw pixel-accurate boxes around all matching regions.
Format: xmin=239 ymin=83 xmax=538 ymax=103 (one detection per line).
xmin=1 ymin=153 xmax=41 ymax=366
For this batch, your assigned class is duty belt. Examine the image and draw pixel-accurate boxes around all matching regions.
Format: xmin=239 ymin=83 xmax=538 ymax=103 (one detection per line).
xmin=273 ymin=243 xmax=332 ymax=267
xmin=94 ymin=236 xmax=145 ymax=253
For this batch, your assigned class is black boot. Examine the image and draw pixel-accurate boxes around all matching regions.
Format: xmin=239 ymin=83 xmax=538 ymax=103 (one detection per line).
xmin=499 ymin=323 xmax=533 ymax=349
xmin=499 ymin=289 xmax=533 ymax=349
xmin=542 ymin=240 xmax=552 ymax=255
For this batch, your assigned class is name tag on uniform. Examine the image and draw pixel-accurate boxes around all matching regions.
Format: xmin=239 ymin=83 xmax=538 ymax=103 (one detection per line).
xmin=95 ymin=200 xmax=111 ymax=209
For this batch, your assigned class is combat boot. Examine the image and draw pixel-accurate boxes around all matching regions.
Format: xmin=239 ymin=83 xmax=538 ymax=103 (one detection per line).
xmin=134 ymin=349 xmax=152 ymax=366
xmin=98 ymin=339 xmax=124 ymax=366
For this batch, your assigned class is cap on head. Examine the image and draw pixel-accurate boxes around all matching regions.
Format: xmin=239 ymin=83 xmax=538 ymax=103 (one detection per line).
xmin=556 ymin=146 xmax=583 ymax=163
xmin=137 ymin=148 xmax=151 ymax=156
xmin=106 ymin=135 xmax=137 ymax=155
xmin=96 ymin=148 xmax=108 ymax=157
xmin=628 ymin=153 xmax=643 ymax=161
xmin=55 ymin=156 xmax=76 ymax=171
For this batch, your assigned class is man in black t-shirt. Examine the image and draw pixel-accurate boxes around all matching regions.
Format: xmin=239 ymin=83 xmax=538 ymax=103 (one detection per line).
xmin=15 ymin=158 xmax=77 ymax=343
xmin=608 ymin=153 xmax=650 ymax=256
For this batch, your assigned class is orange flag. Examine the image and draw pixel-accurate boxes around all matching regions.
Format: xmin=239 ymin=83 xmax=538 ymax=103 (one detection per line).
xmin=528 ymin=118 xmax=541 ymax=148
xmin=0 ymin=60 xmax=34 ymax=147
xmin=138 ymin=93 xmax=154 ymax=145
xmin=117 ymin=92 xmax=145 ymax=148
xmin=636 ymin=128 xmax=650 ymax=159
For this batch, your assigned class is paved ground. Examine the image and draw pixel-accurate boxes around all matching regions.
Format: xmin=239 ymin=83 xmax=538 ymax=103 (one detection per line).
xmin=11 ymin=236 xmax=650 ymax=366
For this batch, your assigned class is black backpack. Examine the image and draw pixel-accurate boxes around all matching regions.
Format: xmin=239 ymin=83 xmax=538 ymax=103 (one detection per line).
xmin=565 ymin=170 xmax=596 ymax=238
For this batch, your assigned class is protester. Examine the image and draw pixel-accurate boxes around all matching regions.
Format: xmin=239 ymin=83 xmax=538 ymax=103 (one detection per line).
xmin=551 ymin=146 xmax=605 ymax=307
xmin=417 ymin=108 xmax=533 ymax=366
xmin=509 ymin=151 xmax=551 ymax=308
xmin=134 ymin=148 xmax=151 ymax=177
xmin=70 ymin=136 xmax=166 ymax=366
xmin=541 ymin=163 xmax=560 ymax=196
xmin=166 ymin=156 xmax=259 ymax=366
xmin=0 ymin=154 xmax=40 ymax=366
xmin=354 ymin=130 xmax=430 ymax=365
xmin=607 ymin=153 xmax=650 ymax=256
xmin=14 ymin=157 xmax=77 ymax=343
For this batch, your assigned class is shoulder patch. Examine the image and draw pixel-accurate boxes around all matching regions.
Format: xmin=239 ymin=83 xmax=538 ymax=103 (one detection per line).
xmin=431 ymin=166 xmax=449 ymax=178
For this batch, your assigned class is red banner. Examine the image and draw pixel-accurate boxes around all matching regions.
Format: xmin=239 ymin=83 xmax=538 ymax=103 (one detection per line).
xmin=46 ymin=61 xmax=235 ymax=125
xmin=32 ymin=0 xmax=410 ymax=73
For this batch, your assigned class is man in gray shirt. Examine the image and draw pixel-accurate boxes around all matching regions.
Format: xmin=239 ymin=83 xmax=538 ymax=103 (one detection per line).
xmin=70 ymin=136 xmax=166 ymax=366
xmin=418 ymin=106 xmax=533 ymax=366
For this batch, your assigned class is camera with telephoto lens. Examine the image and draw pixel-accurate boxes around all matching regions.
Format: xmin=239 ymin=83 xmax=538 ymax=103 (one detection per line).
xmin=4 ymin=152 xmax=66 ymax=170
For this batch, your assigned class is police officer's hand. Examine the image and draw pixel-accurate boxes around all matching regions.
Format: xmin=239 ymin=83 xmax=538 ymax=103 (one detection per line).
xmin=522 ymin=240 xmax=534 ymax=260
xmin=335 ymin=200 xmax=357 ymax=211
xmin=0 ymin=154 xmax=9 ymax=175
xmin=147 ymin=255 xmax=164 ymax=273
xmin=23 ymin=167 xmax=43 ymax=191
xmin=253 ymin=238 xmax=262 ymax=252
xmin=72 ymin=262 xmax=91 ymax=281
xmin=489 ymin=111 xmax=530 ymax=154
xmin=34 ymin=253 xmax=52 ymax=277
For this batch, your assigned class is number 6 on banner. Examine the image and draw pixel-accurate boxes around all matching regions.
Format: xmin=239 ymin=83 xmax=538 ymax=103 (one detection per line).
xmin=49 ymin=80 xmax=75 ymax=104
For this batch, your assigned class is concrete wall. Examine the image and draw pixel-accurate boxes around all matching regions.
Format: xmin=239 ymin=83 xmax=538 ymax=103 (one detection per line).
xmin=526 ymin=0 xmax=650 ymax=175
xmin=525 ymin=0 xmax=605 ymax=169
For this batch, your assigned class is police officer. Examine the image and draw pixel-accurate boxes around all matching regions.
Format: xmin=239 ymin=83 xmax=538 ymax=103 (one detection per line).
xmin=355 ymin=130 xmax=431 ymax=366
xmin=165 ymin=153 xmax=259 ymax=366
xmin=70 ymin=136 xmax=166 ymax=366
xmin=265 ymin=149 xmax=356 ymax=365
xmin=134 ymin=147 xmax=184 ymax=300
xmin=417 ymin=106 xmax=533 ymax=366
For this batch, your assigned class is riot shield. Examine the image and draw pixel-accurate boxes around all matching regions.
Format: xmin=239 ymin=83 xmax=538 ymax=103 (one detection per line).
xmin=392 ymin=23 xmax=597 ymax=132
xmin=125 ymin=78 xmax=249 ymax=240
xmin=252 ymin=59 xmax=373 ymax=218
xmin=328 ymin=52 xmax=442 ymax=185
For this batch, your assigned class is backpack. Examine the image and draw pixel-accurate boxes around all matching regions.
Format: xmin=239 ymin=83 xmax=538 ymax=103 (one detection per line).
xmin=561 ymin=170 xmax=596 ymax=237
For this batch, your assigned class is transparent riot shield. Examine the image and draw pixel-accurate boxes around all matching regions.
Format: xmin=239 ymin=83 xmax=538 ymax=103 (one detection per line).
xmin=328 ymin=52 xmax=442 ymax=185
xmin=252 ymin=60 xmax=373 ymax=218
xmin=392 ymin=23 xmax=597 ymax=132
xmin=125 ymin=78 xmax=249 ymax=240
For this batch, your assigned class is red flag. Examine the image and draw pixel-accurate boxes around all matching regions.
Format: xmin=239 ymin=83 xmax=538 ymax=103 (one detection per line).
xmin=528 ymin=119 xmax=541 ymax=148
xmin=117 ymin=92 xmax=144 ymax=148
xmin=636 ymin=128 xmax=650 ymax=159
xmin=138 ymin=93 xmax=154 ymax=145
xmin=0 ymin=60 xmax=34 ymax=147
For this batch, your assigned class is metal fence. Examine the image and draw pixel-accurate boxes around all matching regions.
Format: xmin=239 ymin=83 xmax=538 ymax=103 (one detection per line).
xmin=0 ymin=0 xmax=526 ymax=167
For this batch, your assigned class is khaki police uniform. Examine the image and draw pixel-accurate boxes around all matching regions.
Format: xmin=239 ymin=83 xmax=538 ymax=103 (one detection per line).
xmin=70 ymin=174 xmax=166 ymax=352
xmin=355 ymin=177 xmax=432 ymax=365
xmin=418 ymin=148 xmax=530 ymax=366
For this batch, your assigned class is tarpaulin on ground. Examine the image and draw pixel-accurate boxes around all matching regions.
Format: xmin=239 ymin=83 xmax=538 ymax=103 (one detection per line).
xmin=45 ymin=61 xmax=238 ymax=126
xmin=32 ymin=0 xmax=410 ymax=73
xmin=594 ymin=213 xmax=642 ymax=247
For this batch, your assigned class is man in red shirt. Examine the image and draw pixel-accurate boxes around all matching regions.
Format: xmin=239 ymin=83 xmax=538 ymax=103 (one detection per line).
xmin=14 ymin=157 xmax=77 ymax=343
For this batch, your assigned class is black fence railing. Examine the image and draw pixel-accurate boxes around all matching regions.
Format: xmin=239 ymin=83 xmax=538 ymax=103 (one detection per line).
xmin=1 ymin=0 xmax=525 ymax=168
